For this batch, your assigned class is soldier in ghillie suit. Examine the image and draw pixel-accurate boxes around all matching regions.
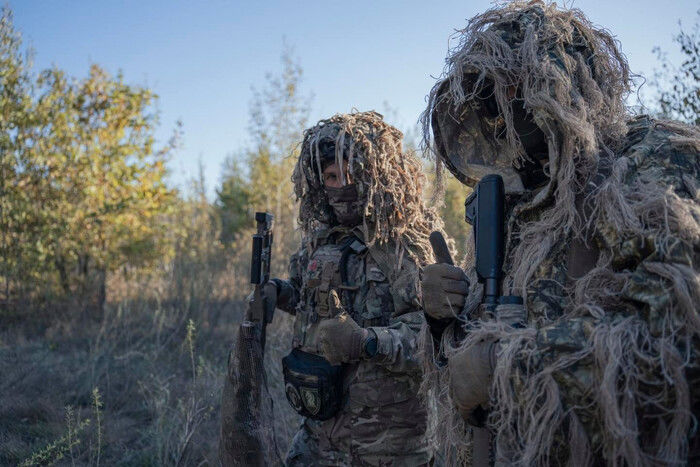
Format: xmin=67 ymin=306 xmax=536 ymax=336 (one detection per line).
xmin=271 ymin=111 xmax=440 ymax=465
xmin=419 ymin=1 xmax=700 ymax=465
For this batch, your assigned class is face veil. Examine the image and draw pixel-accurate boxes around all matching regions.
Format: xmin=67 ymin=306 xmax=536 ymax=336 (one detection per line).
xmin=423 ymin=1 xmax=630 ymax=197
xmin=292 ymin=111 xmax=443 ymax=266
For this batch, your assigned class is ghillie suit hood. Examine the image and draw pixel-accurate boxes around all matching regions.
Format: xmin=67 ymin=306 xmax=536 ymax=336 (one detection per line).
xmin=421 ymin=1 xmax=700 ymax=465
xmin=422 ymin=0 xmax=631 ymax=291
xmin=293 ymin=111 xmax=442 ymax=266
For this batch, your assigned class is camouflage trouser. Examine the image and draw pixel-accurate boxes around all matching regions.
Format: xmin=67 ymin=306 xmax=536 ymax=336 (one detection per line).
xmin=284 ymin=410 xmax=434 ymax=466
xmin=285 ymin=421 xmax=351 ymax=466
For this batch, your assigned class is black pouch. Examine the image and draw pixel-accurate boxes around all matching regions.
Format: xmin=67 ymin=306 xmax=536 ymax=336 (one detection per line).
xmin=282 ymin=348 xmax=343 ymax=421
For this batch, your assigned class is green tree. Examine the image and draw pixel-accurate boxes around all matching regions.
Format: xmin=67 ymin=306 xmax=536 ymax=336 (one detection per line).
xmin=216 ymin=158 xmax=251 ymax=245
xmin=402 ymin=121 xmax=471 ymax=261
xmin=650 ymin=11 xmax=699 ymax=125
xmin=0 ymin=6 xmax=177 ymax=310
xmin=0 ymin=6 xmax=41 ymax=304
xmin=169 ymin=163 xmax=228 ymax=314
xmin=440 ymin=173 xmax=471 ymax=261
xmin=31 ymin=64 xmax=177 ymax=302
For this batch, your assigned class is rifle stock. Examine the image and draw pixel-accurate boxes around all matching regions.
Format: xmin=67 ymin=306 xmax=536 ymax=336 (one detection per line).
xmin=219 ymin=211 xmax=280 ymax=466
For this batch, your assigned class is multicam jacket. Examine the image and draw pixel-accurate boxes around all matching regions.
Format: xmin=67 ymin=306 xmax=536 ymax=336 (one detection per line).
xmin=443 ymin=116 xmax=700 ymax=465
xmin=274 ymin=225 xmax=433 ymax=466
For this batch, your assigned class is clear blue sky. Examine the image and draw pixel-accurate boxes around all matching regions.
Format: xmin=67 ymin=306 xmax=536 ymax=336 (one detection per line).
xmin=9 ymin=0 xmax=698 ymax=197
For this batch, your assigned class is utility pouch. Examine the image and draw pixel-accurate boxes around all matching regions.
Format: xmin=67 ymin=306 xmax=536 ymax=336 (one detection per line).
xmin=282 ymin=348 xmax=343 ymax=421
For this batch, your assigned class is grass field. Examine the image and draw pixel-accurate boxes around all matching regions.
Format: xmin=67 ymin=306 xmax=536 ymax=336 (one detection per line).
xmin=0 ymin=292 xmax=301 ymax=466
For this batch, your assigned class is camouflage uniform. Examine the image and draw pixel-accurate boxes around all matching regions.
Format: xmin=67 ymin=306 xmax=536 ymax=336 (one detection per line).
xmin=275 ymin=225 xmax=433 ymax=466
xmin=485 ymin=115 xmax=700 ymax=463
xmin=421 ymin=2 xmax=700 ymax=465
xmin=432 ymin=115 xmax=700 ymax=467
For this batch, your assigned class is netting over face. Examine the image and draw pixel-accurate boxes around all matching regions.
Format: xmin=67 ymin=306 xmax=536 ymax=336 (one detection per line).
xmin=422 ymin=0 xmax=631 ymax=292
xmin=292 ymin=111 xmax=442 ymax=265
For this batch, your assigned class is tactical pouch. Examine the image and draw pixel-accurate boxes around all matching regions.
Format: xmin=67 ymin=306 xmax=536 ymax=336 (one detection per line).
xmin=282 ymin=348 xmax=343 ymax=421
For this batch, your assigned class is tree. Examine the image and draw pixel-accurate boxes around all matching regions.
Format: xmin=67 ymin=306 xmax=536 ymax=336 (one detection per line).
xmin=216 ymin=45 xmax=311 ymax=276
xmin=440 ymin=173 xmax=471 ymax=261
xmin=650 ymin=11 xmax=699 ymax=125
xmin=0 ymin=6 xmax=41 ymax=305
xmin=401 ymin=120 xmax=471 ymax=262
xmin=216 ymin=158 xmax=251 ymax=245
xmin=0 ymin=6 xmax=177 ymax=310
xmin=30 ymin=65 xmax=177 ymax=303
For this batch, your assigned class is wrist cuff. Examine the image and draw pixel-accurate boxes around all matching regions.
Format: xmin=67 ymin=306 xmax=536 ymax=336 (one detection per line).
xmin=368 ymin=327 xmax=394 ymax=360
xmin=350 ymin=329 xmax=368 ymax=362
xmin=363 ymin=329 xmax=378 ymax=358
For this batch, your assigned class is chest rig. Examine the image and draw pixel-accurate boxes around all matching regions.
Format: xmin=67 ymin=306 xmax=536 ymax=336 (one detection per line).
xmin=284 ymin=229 xmax=368 ymax=421
xmin=293 ymin=231 xmax=368 ymax=351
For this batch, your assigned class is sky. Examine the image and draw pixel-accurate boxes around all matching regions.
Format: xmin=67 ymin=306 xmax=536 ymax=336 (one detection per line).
xmin=9 ymin=0 xmax=699 ymax=197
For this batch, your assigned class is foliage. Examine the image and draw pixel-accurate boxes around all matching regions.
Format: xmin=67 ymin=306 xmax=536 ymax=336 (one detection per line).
xmin=650 ymin=11 xmax=699 ymax=125
xmin=168 ymin=167 xmax=230 ymax=308
xmin=216 ymin=158 xmax=251 ymax=245
xmin=19 ymin=406 xmax=91 ymax=467
xmin=0 ymin=6 xmax=34 ymax=306
xmin=440 ymin=173 xmax=472 ymax=261
xmin=0 ymin=7 xmax=177 ymax=309
xmin=90 ymin=388 xmax=103 ymax=466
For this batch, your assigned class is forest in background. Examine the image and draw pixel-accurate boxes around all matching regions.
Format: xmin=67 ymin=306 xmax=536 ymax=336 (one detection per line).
xmin=0 ymin=5 xmax=697 ymax=465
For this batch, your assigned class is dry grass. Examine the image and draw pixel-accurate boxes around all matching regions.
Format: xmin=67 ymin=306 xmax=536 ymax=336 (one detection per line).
xmin=0 ymin=181 xmax=306 ymax=465
xmin=1 ymin=269 xmax=300 ymax=466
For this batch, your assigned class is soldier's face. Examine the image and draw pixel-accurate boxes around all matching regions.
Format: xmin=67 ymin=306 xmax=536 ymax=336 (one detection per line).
xmin=322 ymin=160 xmax=363 ymax=226
xmin=322 ymin=161 xmax=351 ymax=189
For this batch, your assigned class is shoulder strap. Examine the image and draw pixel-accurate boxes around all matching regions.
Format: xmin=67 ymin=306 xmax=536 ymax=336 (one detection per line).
xmin=366 ymin=242 xmax=400 ymax=283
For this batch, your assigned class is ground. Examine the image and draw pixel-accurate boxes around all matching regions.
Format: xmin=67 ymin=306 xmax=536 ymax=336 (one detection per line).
xmin=0 ymin=299 xmax=300 ymax=466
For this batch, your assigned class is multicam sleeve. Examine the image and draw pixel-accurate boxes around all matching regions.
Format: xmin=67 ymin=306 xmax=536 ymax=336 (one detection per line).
xmin=367 ymin=259 xmax=425 ymax=373
xmin=479 ymin=120 xmax=700 ymax=463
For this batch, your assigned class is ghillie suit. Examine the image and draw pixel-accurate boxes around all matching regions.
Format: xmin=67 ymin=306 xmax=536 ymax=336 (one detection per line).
xmin=420 ymin=1 xmax=700 ymax=465
xmin=292 ymin=111 xmax=440 ymax=267
xmin=273 ymin=111 xmax=443 ymax=465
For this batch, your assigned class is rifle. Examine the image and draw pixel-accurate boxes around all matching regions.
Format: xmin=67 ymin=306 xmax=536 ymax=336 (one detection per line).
xmin=469 ymin=174 xmax=525 ymax=465
xmin=248 ymin=211 xmax=275 ymax=350
xmin=430 ymin=174 xmax=522 ymax=467
xmin=427 ymin=173 xmax=512 ymax=322
xmin=465 ymin=174 xmax=523 ymax=309
xmin=220 ymin=211 xmax=280 ymax=466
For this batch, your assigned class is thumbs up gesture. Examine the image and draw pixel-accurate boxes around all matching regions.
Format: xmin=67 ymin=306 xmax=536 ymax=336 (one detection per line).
xmin=422 ymin=232 xmax=469 ymax=320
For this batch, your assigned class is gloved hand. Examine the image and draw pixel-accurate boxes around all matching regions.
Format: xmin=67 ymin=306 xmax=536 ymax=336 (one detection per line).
xmin=422 ymin=263 xmax=469 ymax=320
xmin=448 ymin=339 xmax=496 ymax=424
xmin=263 ymin=281 xmax=278 ymax=312
xmin=244 ymin=281 xmax=278 ymax=321
xmin=318 ymin=311 xmax=368 ymax=365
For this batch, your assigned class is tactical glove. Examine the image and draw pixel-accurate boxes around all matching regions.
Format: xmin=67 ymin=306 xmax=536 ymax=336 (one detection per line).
xmin=263 ymin=281 xmax=278 ymax=312
xmin=449 ymin=339 xmax=496 ymax=424
xmin=318 ymin=312 xmax=369 ymax=365
xmin=244 ymin=281 xmax=278 ymax=321
xmin=422 ymin=263 xmax=469 ymax=320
